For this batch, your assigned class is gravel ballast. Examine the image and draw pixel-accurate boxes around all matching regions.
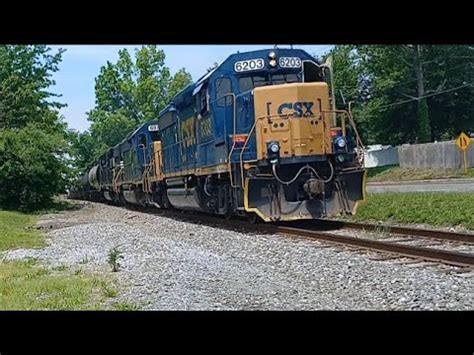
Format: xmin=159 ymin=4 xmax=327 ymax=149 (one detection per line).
xmin=3 ymin=201 xmax=473 ymax=310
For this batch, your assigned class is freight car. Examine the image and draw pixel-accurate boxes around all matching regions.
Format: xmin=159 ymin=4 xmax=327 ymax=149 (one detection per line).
xmin=75 ymin=47 xmax=367 ymax=222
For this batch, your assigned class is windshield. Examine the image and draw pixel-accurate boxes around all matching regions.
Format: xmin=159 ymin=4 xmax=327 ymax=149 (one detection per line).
xmin=238 ymin=73 xmax=301 ymax=93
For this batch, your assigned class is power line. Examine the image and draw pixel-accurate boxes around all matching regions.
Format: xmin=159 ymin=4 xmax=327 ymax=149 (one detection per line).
xmin=382 ymin=62 xmax=472 ymax=91
xmin=377 ymin=83 xmax=472 ymax=110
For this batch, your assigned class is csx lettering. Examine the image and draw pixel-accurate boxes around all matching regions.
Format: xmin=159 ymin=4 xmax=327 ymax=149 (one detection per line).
xmin=180 ymin=117 xmax=195 ymax=140
xmin=200 ymin=116 xmax=212 ymax=139
xmin=277 ymin=102 xmax=314 ymax=117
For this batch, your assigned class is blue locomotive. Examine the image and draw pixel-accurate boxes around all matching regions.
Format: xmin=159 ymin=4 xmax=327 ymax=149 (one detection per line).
xmin=75 ymin=47 xmax=367 ymax=222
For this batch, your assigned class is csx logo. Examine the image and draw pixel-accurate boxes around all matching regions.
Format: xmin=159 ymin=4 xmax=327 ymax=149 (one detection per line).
xmin=277 ymin=102 xmax=314 ymax=117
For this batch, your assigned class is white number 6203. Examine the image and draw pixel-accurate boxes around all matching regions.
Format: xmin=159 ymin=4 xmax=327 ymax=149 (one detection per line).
xmin=234 ymin=59 xmax=264 ymax=72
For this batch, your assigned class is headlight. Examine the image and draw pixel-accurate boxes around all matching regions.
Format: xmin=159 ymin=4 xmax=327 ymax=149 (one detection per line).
xmin=269 ymin=59 xmax=277 ymax=67
xmin=335 ymin=137 xmax=346 ymax=148
xmin=268 ymin=142 xmax=280 ymax=154
xmin=268 ymin=51 xmax=276 ymax=59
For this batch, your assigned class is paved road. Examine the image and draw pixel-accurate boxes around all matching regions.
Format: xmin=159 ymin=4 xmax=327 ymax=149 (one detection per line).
xmin=367 ymin=178 xmax=474 ymax=193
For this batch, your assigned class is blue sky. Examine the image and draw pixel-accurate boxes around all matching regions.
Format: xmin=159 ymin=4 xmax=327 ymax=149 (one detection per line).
xmin=49 ymin=45 xmax=333 ymax=132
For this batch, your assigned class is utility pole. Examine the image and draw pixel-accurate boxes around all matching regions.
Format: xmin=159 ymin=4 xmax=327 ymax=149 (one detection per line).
xmin=407 ymin=44 xmax=432 ymax=143
xmin=414 ymin=45 xmax=425 ymax=100
xmin=414 ymin=45 xmax=432 ymax=142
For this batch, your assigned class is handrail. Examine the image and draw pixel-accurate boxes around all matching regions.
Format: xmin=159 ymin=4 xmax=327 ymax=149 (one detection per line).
xmin=228 ymin=105 xmax=366 ymax=190
xmin=142 ymin=156 xmax=153 ymax=194
xmin=239 ymin=120 xmax=258 ymax=189
xmin=218 ymin=93 xmax=238 ymax=188
xmin=112 ymin=166 xmax=124 ymax=193
xmin=347 ymin=102 xmax=365 ymax=150
xmin=321 ymin=109 xmax=364 ymax=150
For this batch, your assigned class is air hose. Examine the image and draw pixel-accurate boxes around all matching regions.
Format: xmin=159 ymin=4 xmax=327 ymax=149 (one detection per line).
xmin=271 ymin=160 xmax=334 ymax=185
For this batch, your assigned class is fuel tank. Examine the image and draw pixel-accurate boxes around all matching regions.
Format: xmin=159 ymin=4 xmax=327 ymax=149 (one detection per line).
xmin=167 ymin=187 xmax=203 ymax=211
xmin=122 ymin=188 xmax=147 ymax=205
xmin=88 ymin=165 xmax=100 ymax=189
xmin=103 ymin=191 xmax=113 ymax=202
xmin=80 ymin=173 xmax=90 ymax=190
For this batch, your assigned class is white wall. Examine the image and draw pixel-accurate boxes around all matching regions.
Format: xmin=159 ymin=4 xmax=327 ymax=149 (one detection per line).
xmin=399 ymin=140 xmax=474 ymax=169
xmin=364 ymin=145 xmax=400 ymax=168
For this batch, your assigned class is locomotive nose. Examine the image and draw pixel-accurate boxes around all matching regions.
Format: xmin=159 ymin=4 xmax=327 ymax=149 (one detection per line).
xmin=242 ymin=82 xmax=366 ymax=222
xmin=252 ymin=82 xmax=333 ymax=161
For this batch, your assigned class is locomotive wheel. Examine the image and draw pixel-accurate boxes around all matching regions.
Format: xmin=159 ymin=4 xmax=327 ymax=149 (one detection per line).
xmin=162 ymin=190 xmax=172 ymax=209
xmin=224 ymin=209 xmax=233 ymax=220
xmin=246 ymin=212 xmax=261 ymax=224
xmin=224 ymin=202 xmax=233 ymax=220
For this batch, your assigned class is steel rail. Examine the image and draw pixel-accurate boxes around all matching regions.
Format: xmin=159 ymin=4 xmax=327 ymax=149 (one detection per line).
xmin=311 ymin=220 xmax=474 ymax=244
xmin=270 ymin=225 xmax=474 ymax=268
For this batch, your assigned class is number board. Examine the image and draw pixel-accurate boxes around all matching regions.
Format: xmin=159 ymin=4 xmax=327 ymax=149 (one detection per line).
xmin=234 ymin=58 xmax=265 ymax=72
xmin=279 ymin=57 xmax=302 ymax=68
xmin=148 ymin=124 xmax=159 ymax=132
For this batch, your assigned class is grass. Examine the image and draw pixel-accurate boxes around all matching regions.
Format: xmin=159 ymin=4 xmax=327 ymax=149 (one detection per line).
xmin=353 ymin=192 xmax=474 ymax=229
xmin=32 ymin=197 xmax=82 ymax=216
xmin=367 ymin=166 xmax=474 ymax=182
xmin=0 ymin=205 xmax=117 ymax=310
xmin=366 ymin=165 xmax=399 ymax=179
xmin=0 ymin=259 xmax=116 ymax=310
xmin=112 ymin=302 xmax=141 ymax=310
xmin=52 ymin=265 xmax=67 ymax=272
xmin=0 ymin=210 xmax=45 ymax=251
xmin=103 ymin=286 xmax=118 ymax=298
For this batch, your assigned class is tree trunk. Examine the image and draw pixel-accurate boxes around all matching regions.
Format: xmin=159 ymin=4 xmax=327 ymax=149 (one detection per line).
xmin=414 ymin=45 xmax=432 ymax=143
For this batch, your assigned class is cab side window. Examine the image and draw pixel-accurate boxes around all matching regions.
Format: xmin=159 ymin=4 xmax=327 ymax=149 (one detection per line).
xmin=238 ymin=77 xmax=253 ymax=93
xmin=215 ymin=77 xmax=232 ymax=107
xmin=196 ymin=84 xmax=209 ymax=114
xmin=138 ymin=133 xmax=147 ymax=148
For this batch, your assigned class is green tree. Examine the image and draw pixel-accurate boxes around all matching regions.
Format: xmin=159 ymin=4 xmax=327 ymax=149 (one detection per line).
xmin=73 ymin=46 xmax=192 ymax=172
xmin=0 ymin=126 xmax=68 ymax=210
xmin=0 ymin=45 xmax=66 ymax=132
xmin=0 ymin=45 xmax=69 ymax=210
xmin=328 ymin=45 xmax=474 ymax=145
xmin=325 ymin=45 xmax=361 ymax=109
xmin=419 ymin=45 xmax=474 ymax=140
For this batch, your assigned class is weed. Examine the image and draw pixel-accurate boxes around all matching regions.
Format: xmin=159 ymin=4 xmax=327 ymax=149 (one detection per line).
xmin=103 ymin=286 xmax=118 ymax=298
xmin=80 ymin=256 xmax=91 ymax=264
xmin=52 ymin=265 xmax=67 ymax=272
xmin=113 ymin=302 xmax=140 ymax=311
xmin=108 ymin=246 xmax=123 ymax=272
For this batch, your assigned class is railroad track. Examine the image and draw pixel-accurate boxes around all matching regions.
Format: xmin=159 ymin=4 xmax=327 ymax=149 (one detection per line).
xmin=113 ymin=201 xmax=474 ymax=269
xmin=269 ymin=224 xmax=474 ymax=268
xmin=306 ymin=219 xmax=474 ymax=244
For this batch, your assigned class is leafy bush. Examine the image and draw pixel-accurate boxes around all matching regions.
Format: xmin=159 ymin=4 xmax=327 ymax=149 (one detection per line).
xmin=108 ymin=246 xmax=123 ymax=272
xmin=0 ymin=126 xmax=68 ymax=211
